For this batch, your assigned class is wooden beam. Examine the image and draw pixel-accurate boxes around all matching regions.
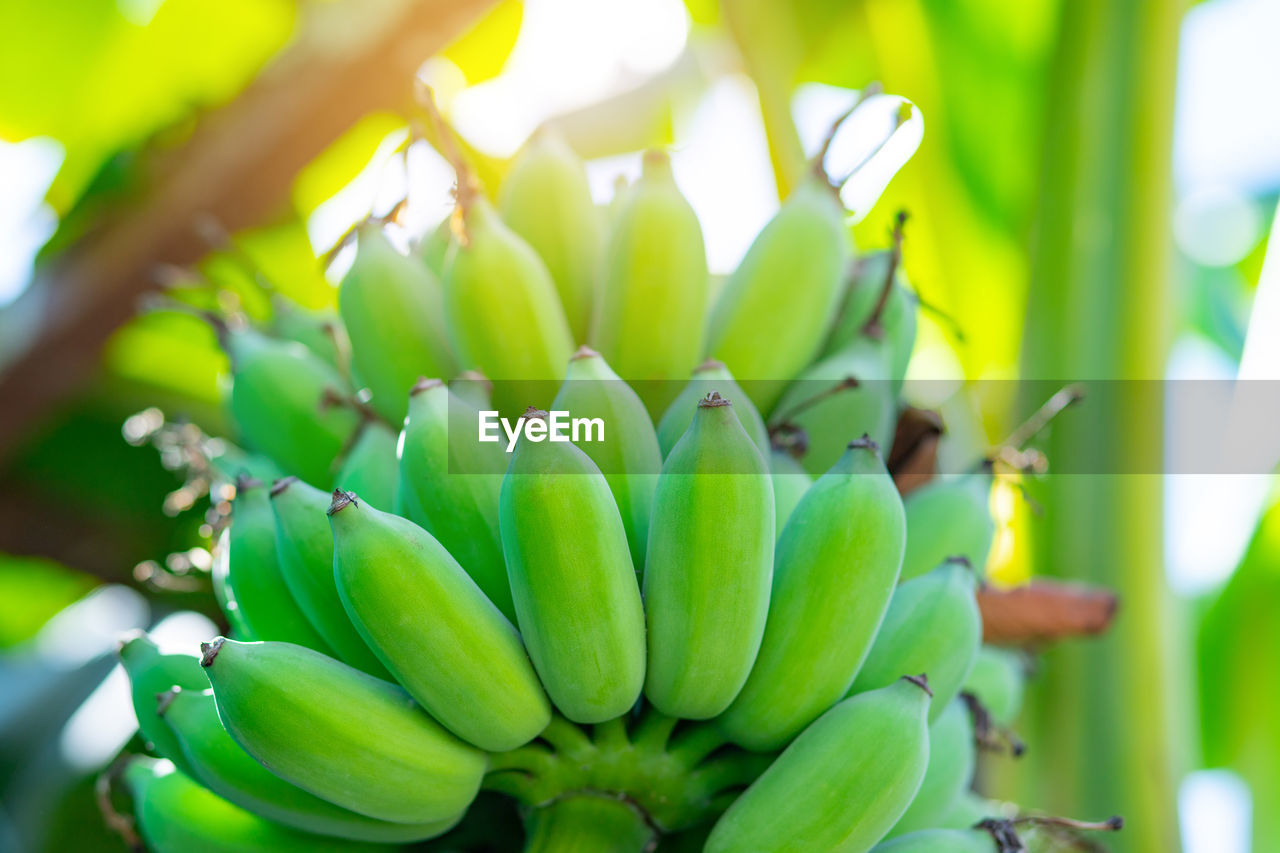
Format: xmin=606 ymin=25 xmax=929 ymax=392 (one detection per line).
xmin=0 ymin=0 xmax=495 ymax=463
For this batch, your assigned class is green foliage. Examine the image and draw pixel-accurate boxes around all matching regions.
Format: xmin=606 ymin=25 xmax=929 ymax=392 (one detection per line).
xmin=0 ymin=555 xmax=95 ymax=648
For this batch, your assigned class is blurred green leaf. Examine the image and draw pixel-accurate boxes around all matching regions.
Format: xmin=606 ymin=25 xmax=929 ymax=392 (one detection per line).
xmin=0 ymin=556 xmax=96 ymax=648
xmin=292 ymin=112 xmax=408 ymax=221
xmin=443 ymin=0 xmax=524 ymax=85
xmin=0 ymin=0 xmax=296 ymax=211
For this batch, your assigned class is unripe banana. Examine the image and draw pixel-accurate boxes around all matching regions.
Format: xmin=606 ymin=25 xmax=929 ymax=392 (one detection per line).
xmin=872 ymin=828 xmax=995 ymax=853
xmin=887 ymin=697 xmax=976 ymax=838
xmin=820 ymin=250 xmax=891 ymax=358
xmin=499 ymin=131 xmax=603 ymax=342
xmin=122 ymin=757 xmax=382 ymax=853
xmin=936 ymin=791 xmax=994 ymax=830
xmin=655 ymin=359 xmax=769 ymax=461
xmin=850 ymin=559 xmax=982 ymax=722
xmin=705 ymin=677 xmax=931 ymax=853
xmin=269 ymin=477 xmax=389 ymax=678
xmin=268 ymin=296 xmax=347 ymax=371
xmin=418 ymin=216 xmax=453 ymax=279
xmin=705 ymin=174 xmax=851 ymax=414
xmin=901 ymin=474 xmax=994 ymax=581
xmin=117 ymin=633 xmax=208 ymax=770
xmin=771 ymin=335 xmax=897 ymax=476
xmin=212 ymin=477 xmax=332 ymax=652
xmin=821 ymin=246 xmax=919 ymax=394
xmin=450 ymin=368 xmax=495 ymax=410
xmin=551 ymin=346 xmax=662 ymax=573
xmin=222 ymin=326 xmax=359 ymax=485
xmin=718 ymin=438 xmax=903 ymax=749
xmin=962 ymin=645 xmax=1027 ymax=726
xmin=331 ymin=418 xmax=398 ymax=510
xmin=328 ymin=490 xmax=551 ymax=751
xmin=397 ymin=378 xmax=514 ymax=621
xmin=158 ymin=687 xmax=455 ymax=842
xmin=644 ymin=392 xmax=774 ymax=719
xmin=498 ymin=408 xmax=645 ymax=723
xmin=201 ymin=637 xmax=485 ymax=824
xmin=593 ymin=150 xmax=709 ymax=417
xmin=443 ymin=194 xmax=574 ymax=415
xmin=338 ymin=224 xmax=455 ymax=423
xmin=768 ymin=448 xmax=812 ymax=536
xmin=880 ymin=284 xmax=918 ymax=389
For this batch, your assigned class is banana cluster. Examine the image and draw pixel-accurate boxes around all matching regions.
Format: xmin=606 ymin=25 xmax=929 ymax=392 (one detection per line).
xmin=115 ymin=132 xmax=1034 ymax=853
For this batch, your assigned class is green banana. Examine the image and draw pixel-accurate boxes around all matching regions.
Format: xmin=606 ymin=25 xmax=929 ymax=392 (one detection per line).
xmin=269 ymin=477 xmax=390 ymax=678
xmin=212 ymin=477 xmax=332 ymax=651
xmin=768 ymin=448 xmax=812 ymax=536
xmin=551 ymin=346 xmax=662 ymax=573
xmin=644 ymin=392 xmax=774 ymax=719
xmin=397 ymin=378 xmax=515 ymax=621
xmin=418 ymin=215 xmax=454 ymax=280
xmin=962 ymin=645 xmax=1027 ymax=726
xmin=498 ymin=408 xmax=646 ymax=723
xmin=872 ymin=829 xmax=995 ymax=853
xmin=450 ymin=368 xmax=494 ymax=409
xmin=221 ymin=325 xmax=360 ymax=485
xmin=821 ymin=250 xmax=918 ymax=379
xmin=850 ymin=558 xmax=983 ymax=722
xmin=328 ymin=490 xmax=551 ymax=751
xmin=901 ymin=473 xmax=995 ymax=581
xmin=201 ymin=637 xmax=485 ymax=824
xmin=158 ymin=687 xmax=455 ymax=842
xmin=887 ymin=697 xmax=976 ymax=838
xmin=332 ymin=418 xmax=398 ymax=510
xmin=655 ymin=359 xmax=770 ymax=461
xmin=338 ymin=224 xmax=455 ymax=422
xmin=498 ymin=131 xmax=603 ymax=342
xmin=705 ymin=677 xmax=932 ymax=853
xmin=705 ymin=174 xmax=852 ymax=414
xmin=593 ymin=150 xmax=709 ymax=417
xmin=718 ymin=438 xmax=903 ymax=750
xmin=269 ymin=296 xmax=348 ymax=371
xmin=770 ymin=335 xmax=897 ymax=476
xmin=122 ymin=757 xmax=383 ymax=853
xmin=443 ymin=194 xmax=574 ymax=415
xmin=523 ymin=794 xmax=656 ymax=853
xmin=117 ymin=633 xmax=209 ymax=770
xmin=936 ymin=791 xmax=994 ymax=830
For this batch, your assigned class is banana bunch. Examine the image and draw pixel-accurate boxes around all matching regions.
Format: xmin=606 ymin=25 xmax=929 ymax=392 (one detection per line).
xmin=111 ymin=130 xmax=1109 ymax=853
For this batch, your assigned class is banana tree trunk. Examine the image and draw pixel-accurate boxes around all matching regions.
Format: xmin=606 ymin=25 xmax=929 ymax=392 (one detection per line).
xmin=1014 ymin=0 xmax=1186 ymax=850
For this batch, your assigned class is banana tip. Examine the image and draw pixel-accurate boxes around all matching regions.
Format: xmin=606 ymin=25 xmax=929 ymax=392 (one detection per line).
xmin=269 ymin=476 xmax=298 ymax=498
xmin=115 ymin=629 xmax=146 ymax=659
xmin=902 ymin=673 xmax=933 ymax=697
xmin=234 ymin=473 xmax=263 ymax=493
xmin=698 ymin=391 xmax=731 ymax=408
xmin=411 ymin=377 xmax=445 ymax=396
xmin=327 ymin=489 xmax=359 ymax=516
xmin=199 ymin=638 xmax=225 ymax=668
xmin=693 ymin=358 xmax=725 ymax=374
xmin=155 ymin=688 xmax=180 ymax=716
xmin=847 ymin=434 xmax=879 ymax=453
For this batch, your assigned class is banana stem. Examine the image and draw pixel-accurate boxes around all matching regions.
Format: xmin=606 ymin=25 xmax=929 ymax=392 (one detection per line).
xmin=666 ymin=722 xmax=730 ymax=767
xmin=539 ymin=715 xmax=595 ymax=762
xmin=592 ymin=716 xmax=629 ymax=752
xmin=523 ymin=795 xmax=655 ymax=853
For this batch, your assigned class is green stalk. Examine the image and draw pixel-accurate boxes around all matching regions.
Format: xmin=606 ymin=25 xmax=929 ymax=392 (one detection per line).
xmin=1012 ymin=1 xmax=1186 ymax=850
xmin=523 ymin=795 xmax=655 ymax=853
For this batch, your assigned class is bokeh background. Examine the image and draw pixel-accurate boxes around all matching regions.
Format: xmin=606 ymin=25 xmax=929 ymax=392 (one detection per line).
xmin=1 ymin=0 xmax=1278 ymax=850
